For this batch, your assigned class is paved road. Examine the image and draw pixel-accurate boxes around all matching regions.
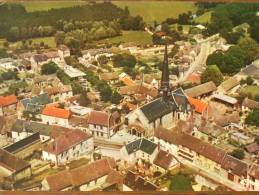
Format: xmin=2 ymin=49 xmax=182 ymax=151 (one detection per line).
xmin=179 ymin=34 xmax=219 ymax=83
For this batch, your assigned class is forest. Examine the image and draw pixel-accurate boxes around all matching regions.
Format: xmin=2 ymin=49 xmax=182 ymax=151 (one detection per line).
xmin=0 ymin=2 xmax=145 ymax=42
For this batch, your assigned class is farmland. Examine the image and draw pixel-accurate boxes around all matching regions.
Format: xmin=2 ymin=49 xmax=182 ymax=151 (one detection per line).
xmin=113 ymin=1 xmax=197 ymax=24
xmin=8 ymin=1 xmax=87 ymax=12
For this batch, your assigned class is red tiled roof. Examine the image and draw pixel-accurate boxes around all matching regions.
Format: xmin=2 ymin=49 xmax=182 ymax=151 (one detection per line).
xmin=122 ymin=77 xmax=134 ymax=86
xmin=44 ymin=129 xmax=92 ymax=155
xmin=188 ymin=97 xmax=208 ymax=114
xmin=42 ymin=106 xmax=71 ymax=119
xmin=45 ymin=158 xmax=116 ymax=190
xmin=0 ymin=95 xmax=18 ymax=107
xmin=87 ymin=111 xmax=114 ymax=127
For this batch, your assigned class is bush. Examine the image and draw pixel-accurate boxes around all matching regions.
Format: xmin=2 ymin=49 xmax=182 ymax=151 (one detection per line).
xmin=229 ymin=149 xmax=245 ymax=160
xmin=41 ymin=62 xmax=58 ymax=75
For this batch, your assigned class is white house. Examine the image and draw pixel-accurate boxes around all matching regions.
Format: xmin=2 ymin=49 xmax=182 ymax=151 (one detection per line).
xmin=87 ymin=111 xmax=116 ymax=139
xmin=42 ymin=129 xmax=93 ymax=165
xmin=41 ymin=106 xmax=71 ymax=127
xmin=58 ymin=45 xmax=70 ymax=60
xmin=45 ymin=85 xmax=73 ymax=102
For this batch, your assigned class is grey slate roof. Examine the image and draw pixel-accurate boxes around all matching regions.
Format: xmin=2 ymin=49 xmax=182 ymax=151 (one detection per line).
xmin=21 ymin=93 xmax=52 ymax=114
xmin=140 ymin=98 xmax=177 ymax=123
xmin=140 ymin=88 xmax=190 ymax=122
xmin=11 ymin=119 xmax=51 ymax=136
xmin=4 ymin=132 xmax=41 ymax=153
xmin=125 ymin=138 xmax=157 ymax=155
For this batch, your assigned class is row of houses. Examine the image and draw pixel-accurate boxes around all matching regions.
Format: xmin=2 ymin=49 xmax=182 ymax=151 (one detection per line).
xmin=154 ymin=127 xmax=259 ymax=191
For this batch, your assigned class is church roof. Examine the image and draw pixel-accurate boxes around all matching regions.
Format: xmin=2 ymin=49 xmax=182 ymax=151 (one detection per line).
xmin=140 ymin=97 xmax=177 ymax=122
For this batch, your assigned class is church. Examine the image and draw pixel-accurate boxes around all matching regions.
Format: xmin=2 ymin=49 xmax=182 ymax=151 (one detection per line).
xmin=126 ymin=44 xmax=192 ymax=137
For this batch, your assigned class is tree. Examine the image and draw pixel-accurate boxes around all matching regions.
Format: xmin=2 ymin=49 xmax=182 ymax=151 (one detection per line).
xmin=0 ymin=48 xmax=9 ymax=58
xmin=41 ymin=62 xmax=59 ymax=75
xmin=250 ymin=21 xmax=259 ymax=43
xmin=112 ymin=53 xmax=137 ymax=68
xmin=111 ymin=90 xmax=122 ymax=104
xmin=201 ymin=65 xmax=223 ymax=86
xmin=71 ymin=81 xmax=83 ymax=95
xmin=237 ymin=37 xmax=259 ymax=65
xmin=245 ymin=109 xmax=259 ymax=127
xmin=55 ymin=31 xmax=66 ymax=46
xmin=1 ymin=70 xmax=18 ymax=80
xmin=246 ymin=76 xmax=254 ymax=86
xmin=169 ymin=174 xmax=193 ymax=192
xmin=97 ymin=55 xmax=108 ymax=65
xmin=230 ymin=149 xmax=245 ymax=160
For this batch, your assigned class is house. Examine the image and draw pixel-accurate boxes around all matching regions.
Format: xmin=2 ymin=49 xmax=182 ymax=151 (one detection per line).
xmin=126 ymin=88 xmax=191 ymax=137
xmin=69 ymin=115 xmax=88 ymax=132
xmin=87 ymin=111 xmax=116 ymax=139
xmin=69 ymin=105 xmax=92 ymax=116
xmin=123 ymin=170 xmax=158 ymax=191
xmin=154 ymin=127 xmax=249 ymax=190
xmin=4 ymin=132 xmax=42 ymax=159
xmin=212 ymin=94 xmax=238 ymax=107
xmin=0 ymin=149 xmax=31 ymax=181
xmin=30 ymin=54 xmax=49 ymax=72
xmin=119 ymin=73 xmax=135 ymax=86
xmin=41 ymin=158 xmax=117 ymax=191
xmin=10 ymin=119 xmax=52 ymax=142
xmin=0 ymin=94 xmax=18 ymax=116
xmin=45 ymin=85 xmax=73 ymax=102
xmin=41 ymin=106 xmax=71 ymax=127
xmin=44 ymin=51 xmax=61 ymax=64
xmin=240 ymin=59 xmax=259 ymax=79
xmin=20 ymin=93 xmax=52 ymax=118
xmin=64 ymin=65 xmax=86 ymax=79
xmin=193 ymin=119 xmax=227 ymax=144
xmin=99 ymin=72 xmax=119 ymax=84
xmin=188 ymin=97 xmax=208 ymax=115
xmin=245 ymin=143 xmax=259 ymax=154
xmin=242 ymin=98 xmax=259 ymax=112
xmin=42 ymin=129 xmax=93 ymax=165
xmin=230 ymin=132 xmax=254 ymax=145
xmin=152 ymin=149 xmax=180 ymax=172
xmin=248 ymin=164 xmax=259 ymax=190
xmin=58 ymin=45 xmax=70 ymax=60
xmin=120 ymin=138 xmax=158 ymax=165
xmin=184 ymin=81 xmax=217 ymax=98
xmin=0 ymin=58 xmax=17 ymax=70
xmin=219 ymin=77 xmax=240 ymax=93
xmin=81 ymin=48 xmax=113 ymax=62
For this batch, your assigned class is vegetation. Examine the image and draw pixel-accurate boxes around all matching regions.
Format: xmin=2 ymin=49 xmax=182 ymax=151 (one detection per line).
xmin=169 ymin=174 xmax=193 ymax=192
xmin=240 ymin=85 xmax=259 ymax=101
xmin=206 ymin=37 xmax=259 ymax=74
xmin=229 ymin=149 xmax=245 ymax=160
xmin=11 ymin=1 xmax=87 ymax=12
xmin=98 ymin=30 xmax=152 ymax=45
xmin=201 ymin=65 xmax=223 ymax=86
xmin=204 ymin=3 xmax=259 ymax=44
xmin=41 ymin=62 xmax=59 ymax=75
xmin=245 ymin=109 xmax=259 ymax=127
xmin=114 ymin=1 xmax=197 ymax=24
xmin=0 ymin=2 xmax=144 ymax=43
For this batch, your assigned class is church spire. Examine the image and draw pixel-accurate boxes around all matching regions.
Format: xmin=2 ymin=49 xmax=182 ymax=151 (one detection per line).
xmin=159 ymin=43 xmax=171 ymax=99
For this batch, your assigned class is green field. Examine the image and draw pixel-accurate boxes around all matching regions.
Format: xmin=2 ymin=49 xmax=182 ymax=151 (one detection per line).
xmin=0 ymin=37 xmax=56 ymax=49
xmin=240 ymin=85 xmax=259 ymax=99
xmin=9 ymin=1 xmax=86 ymax=12
xmin=113 ymin=1 xmax=197 ymax=24
xmin=98 ymin=30 xmax=152 ymax=45
xmin=194 ymin=11 xmax=212 ymax=24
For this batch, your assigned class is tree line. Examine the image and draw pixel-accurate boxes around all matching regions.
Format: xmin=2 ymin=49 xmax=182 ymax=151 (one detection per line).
xmin=0 ymin=2 xmax=145 ymax=42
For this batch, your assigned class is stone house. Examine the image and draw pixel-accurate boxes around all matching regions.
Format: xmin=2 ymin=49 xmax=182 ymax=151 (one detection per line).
xmin=42 ymin=129 xmax=93 ymax=165
xmin=0 ymin=94 xmax=18 ymax=116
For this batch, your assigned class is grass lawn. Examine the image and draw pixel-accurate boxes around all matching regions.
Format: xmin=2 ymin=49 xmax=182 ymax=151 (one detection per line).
xmin=9 ymin=1 xmax=86 ymax=12
xmin=194 ymin=11 xmax=212 ymax=24
xmin=240 ymin=85 xmax=259 ymax=99
xmin=98 ymin=30 xmax=152 ymax=45
xmin=8 ymin=36 xmax=56 ymax=49
xmin=113 ymin=1 xmax=197 ymax=24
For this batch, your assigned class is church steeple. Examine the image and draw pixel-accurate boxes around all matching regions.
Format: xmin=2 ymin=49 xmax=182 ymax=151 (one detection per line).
xmin=159 ymin=43 xmax=171 ymax=99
